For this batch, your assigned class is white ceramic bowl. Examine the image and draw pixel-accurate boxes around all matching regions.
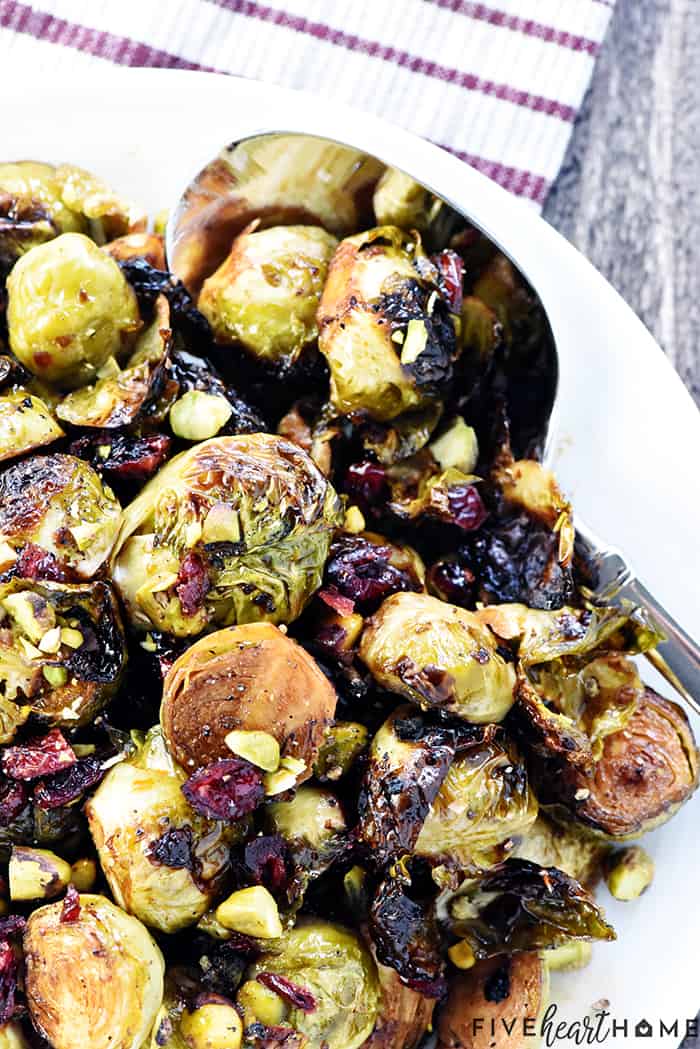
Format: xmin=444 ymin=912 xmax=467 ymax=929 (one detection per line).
xmin=3 ymin=66 xmax=699 ymax=1045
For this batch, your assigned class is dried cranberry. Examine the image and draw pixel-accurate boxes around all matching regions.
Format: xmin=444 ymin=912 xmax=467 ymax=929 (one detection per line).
xmin=313 ymin=622 xmax=350 ymax=659
xmin=0 ymin=777 xmax=29 ymax=826
xmin=243 ymin=835 xmax=290 ymax=895
xmin=182 ymin=758 xmax=264 ymax=821
xmin=446 ymin=484 xmax=488 ymax=531
xmin=60 ymin=885 xmax=81 ymax=923
xmin=427 ymin=559 xmax=475 ymax=607
xmin=342 ymin=461 xmax=389 ymax=511
xmin=324 ymin=534 xmax=420 ymax=612
xmin=431 ymin=249 xmax=464 ymax=314
xmin=0 ymin=917 xmax=26 ymax=940
xmin=405 ymin=975 xmax=448 ymax=999
xmin=256 ymin=973 xmax=317 ymax=1013
xmin=33 ymin=754 xmax=105 ymax=809
xmin=317 ymin=587 xmax=355 ymax=617
xmin=0 ymin=940 xmax=20 ymax=1023
xmin=148 ymin=827 xmax=197 ymax=872
xmin=176 ymin=552 xmax=210 ymax=617
xmin=15 ymin=542 xmax=70 ymax=582
xmin=2 ymin=729 xmax=76 ymax=781
xmin=69 ymin=432 xmax=172 ymax=484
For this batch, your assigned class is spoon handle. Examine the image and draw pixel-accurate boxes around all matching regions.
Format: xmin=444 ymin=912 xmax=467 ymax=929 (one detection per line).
xmin=575 ymin=521 xmax=700 ymax=717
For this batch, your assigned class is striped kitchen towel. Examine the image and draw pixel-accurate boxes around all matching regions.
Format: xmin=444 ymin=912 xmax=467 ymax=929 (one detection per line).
xmin=0 ymin=0 xmax=616 ymax=209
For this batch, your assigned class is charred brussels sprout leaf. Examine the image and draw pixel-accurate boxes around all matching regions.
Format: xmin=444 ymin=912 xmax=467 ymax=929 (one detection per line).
xmin=442 ymin=858 xmax=615 ymax=959
xmin=0 ymin=389 xmax=63 ymax=463
xmin=0 ymin=577 xmax=126 ymax=727
xmin=372 ymin=168 xmax=441 ymax=234
xmin=359 ymin=592 xmax=515 ymax=723
xmin=369 ymin=864 xmax=446 ymax=995
xmin=0 ymin=453 xmax=121 ymax=579
xmin=7 ymin=233 xmax=141 ymax=388
xmin=112 ymin=434 xmax=342 ymax=636
xmin=363 ymin=937 xmax=436 ymax=1049
xmin=318 ymin=226 xmax=459 ymax=421
xmin=199 ymin=224 xmax=337 ymax=365
xmin=511 ymin=815 xmax=608 ymax=890
xmin=86 ymin=728 xmax=235 ymax=933
xmin=248 ymin=919 xmax=380 ymax=1049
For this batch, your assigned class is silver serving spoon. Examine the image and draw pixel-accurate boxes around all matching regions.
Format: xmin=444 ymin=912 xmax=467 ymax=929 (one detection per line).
xmin=165 ymin=132 xmax=700 ymax=715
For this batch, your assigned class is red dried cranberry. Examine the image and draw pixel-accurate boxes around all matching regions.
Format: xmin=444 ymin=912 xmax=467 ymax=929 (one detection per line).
xmin=2 ymin=729 xmax=76 ymax=781
xmin=147 ymin=827 xmax=197 ymax=872
xmin=313 ymin=623 xmax=351 ymax=659
xmin=342 ymin=461 xmax=389 ymax=511
xmin=431 ymin=250 xmax=464 ymax=314
xmin=15 ymin=542 xmax=70 ymax=582
xmin=60 ymin=885 xmax=81 ymax=923
xmin=33 ymin=755 xmax=105 ymax=809
xmin=404 ymin=975 xmax=448 ymax=999
xmin=427 ymin=559 xmax=475 ymax=607
xmin=446 ymin=484 xmax=488 ymax=531
xmin=181 ymin=758 xmax=264 ymax=821
xmin=176 ymin=552 xmax=210 ymax=617
xmin=69 ymin=432 xmax=172 ymax=484
xmin=0 ymin=917 xmax=26 ymax=939
xmin=243 ymin=835 xmax=290 ymax=895
xmin=317 ymin=587 xmax=355 ymax=617
xmin=256 ymin=972 xmax=317 ymax=1013
xmin=325 ymin=534 xmax=420 ymax=612
xmin=0 ymin=939 xmax=20 ymax=1023
xmin=0 ymin=778 xmax=29 ymax=827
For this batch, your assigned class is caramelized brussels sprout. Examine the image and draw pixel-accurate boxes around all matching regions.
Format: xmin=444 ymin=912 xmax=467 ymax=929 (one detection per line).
xmin=493 ymin=459 xmax=574 ymax=568
xmin=161 ymin=623 xmax=336 ymax=774
xmin=313 ymin=721 xmax=369 ymax=781
xmin=317 ymin=227 xmax=458 ymax=421
xmin=248 ymin=918 xmax=379 ymax=1049
xmin=0 ymin=578 xmax=126 ymax=729
xmin=359 ymin=593 xmax=515 ymax=722
xmin=511 ymin=816 xmax=607 ymax=890
xmin=363 ymin=943 xmax=435 ymax=1049
xmin=198 ymin=224 xmax=337 ymax=365
xmin=0 ymin=161 xmax=84 ymax=267
xmin=372 ymin=168 xmax=439 ymax=233
xmin=24 ymin=894 xmax=164 ymax=1049
xmin=86 ymin=729 xmax=234 ymax=932
xmin=52 ymin=163 xmax=145 ymax=242
xmin=103 ymin=231 xmax=166 ymax=269
xmin=112 ymin=434 xmax=342 ymax=636
xmin=0 ymin=390 xmax=63 ymax=462
xmin=442 ymin=858 xmax=615 ymax=959
xmin=437 ymin=953 xmax=549 ymax=1049
xmin=266 ymin=786 xmax=347 ymax=903
xmin=7 ymin=233 xmax=141 ymax=388
xmin=0 ymin=454 xmax=121 ymax=579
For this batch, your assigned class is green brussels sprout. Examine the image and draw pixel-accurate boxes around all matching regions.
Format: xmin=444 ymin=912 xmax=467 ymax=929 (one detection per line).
xmin=56 ymin=294 xmax=171 ymax=428
xmin=7 ymin=232 xmax=141 ymax=388
xmin=317 ymin=226 xmax=459 ymax=421
xmin=266 ymin=786 xmax=347 ymax=905
xmin=441 ymin=858 xmax=615 ymax=961
xmin=0 ymin=453 xmax=121 ymax=579
xmin=372 ymin=168 xmax=440 ymax=233
xmin=24 ymin=893 xmax=164 ymax=1049
xmin=112 ymin=434 xmax=342 ymax=636
xmin=0 ymin=389 xmax=64 ymax=462
xmin=198 ymin=224 xmax=337 ymax=365
xmin=86 ymin=728 xmax=236 ymax=933
xmin=53 ymin=163 xmax=145 ymax=243
xmin=359 ymin=592 xmax=516 ymax=723
xmin=248 ymin=918 xmax=380 ymax=1049
xmin=511 ymin=815 xmax=608 ymax=890
xmin=358 ymin=707 xmax=536 ymax=866
xmin=386 ymin=451 xmax=484 ymax=530
xmin=0 ymin=577 xmax=126 ymax=728
xmin=0 ymin=161 xmax=85 ymax=268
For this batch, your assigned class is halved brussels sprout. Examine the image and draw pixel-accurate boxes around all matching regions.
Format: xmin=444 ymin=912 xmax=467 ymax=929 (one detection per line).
xmin=317 ymin=227 xmax=458 ymax=421
xmin=7 ymin=233 xmax=141 ymax=388
xmin=24 ymin=893 xmax=164 ymax=1049
xmin=198 ymin=224 xmax=337 ymax=365
xmin=359 ymin=592 xmax=515 ymax=723
xmin=363 ymin=940 xmax=435 ymax=1049
xmin=0 ymin=389 xmax=63 ymax=462
xmin=441 ymin=858 xmax=615 ymax=960
xmin=56 ymin=294 xmax=171 ymax=429
xmin=86 ymin=729 xmax=235 ymax=933
xmin=0 ymin=453 xmax=121 ymax=579
xmin=161 ymin=623 xmax=336 ymax=774
xmin=104 ymin=231 xmax=166 ymax=269
xmin=437 ymin=953 xmax=549 ymax=1049
xmin=53 ymin=163 xmax=145 ymax=242
xmin=358 ymin=707 xmax=536 ymax=866
xmin=247 ymin=918 xmax=379 ymax=1049
xmin=0 ymin=578 xmax=126 ymax=728
xmin=112 ymin=434 xmax=342 ymax=636
xmin=511 ymin=815 xmax=608 ymax=890
xmin=372 ymin=168 xmax=439 ymax=233
xmin=266 ymin=786 xmax=347 ymax=905
xmin=0 ymin=161 xmax=84 ymax=267
xmin=493 ymin=459 xmax=574 ymax=568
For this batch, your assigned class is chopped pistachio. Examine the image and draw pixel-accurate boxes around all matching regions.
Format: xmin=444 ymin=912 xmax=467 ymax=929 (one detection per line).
xmin=180 ymin=1001 xmax=243 ymax=1049
xmin=237 ymin=979 xmax=287 ymax=1027
xmin=170 ymin=390 xmax=233 ymax=442
xmin=343 ymin=505 xmax=366 ymax=534
xmin=263 ymin=755 xmax=307 ymax=796
xmin=400 ymin=318 xmax=428 ymax=365
xmin=70 ymin=521 xmax=103 ymax=551
xmin=60 ymin=627 xmax=84 ymax=649
xmin=202 ymin=502 xmax=241 ymax=544
xmin=215 ymin=886 xmax=283 ymax=939
xmin=544 ymin=941 xmax=593 ymax=972
xmin=448 ymin=940 xmax=476 ymax=970
xmin=3 ymin=591 xmax=55 ymax=643
xmin=343 ymin=865 xmax=368 ymax=915
xmin=38 ymin=626 xmax=62 ymax=654
xmin=70 ymin=857 xmax=98 ymax=892
xmin=42 ymin=665 xmax=68 ymax=688
xmin=19 ymin=637 xmax=43 ymax=661
xmin=96 ymin=355 xmax=121 ymax=380
xmin=224 ymin=729 xmax=280 ymax=772
xmin=605 ymin=846 xmax=655 ymax=901
xmin=429 ymin=416 xmax=479 ymax=473
xmin=9 ymin=846 xmax=72 ymax=901
xmin=0 ymin=541 xmax=17 ymax=570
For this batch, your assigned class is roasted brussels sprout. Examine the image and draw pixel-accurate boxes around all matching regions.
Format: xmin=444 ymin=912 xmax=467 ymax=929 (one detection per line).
xmin=7 ymin=233 xmax=141 ymax=388
xmin=0 ymin=578 xmax=126 ymax=729
xmin=161 ymin=623 xmax=336 ymax=775
xmin=0 ymin=453 xmax=121 ymax=580
xmin=198 ymin=224 xmax=337 ymax=365
xmin=0 ymin=161 xmax=84 ymax=267
xmin=86 ymin=728 xmax=234 ymax=932
xmin=52 ymin=163 xmax=145 ymax=242
xmin=437 ymin=953 xmax=549 ymax=1049
xmin=511 ymin=816 xmax=607 ymax=890
xmin=372 ymin=168 xmax=440 ymax=234
xmin=266 ymin=786 xmax=347 ymax=904
xmin=112 ymin=434 xmax=342 ymax=636
xmin=247 ymin=918 xmax=380 ymax=1049
xmin=103 ymin=231 xmax=166 ymax=269
xmin=363 ymin=941 xmax=436 ymax=1049
xmin=359 ymin=593 xmax=515 ymax=722
xmin=23 ymin=893 xmax=163 ymax=1049
xmin=0 ymin=390 xmax=63 ymax=463
xmin=317 ymin=227 xmax=459 ymax=421
xmin=313 ymin=720 xmax=369 ymax=781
